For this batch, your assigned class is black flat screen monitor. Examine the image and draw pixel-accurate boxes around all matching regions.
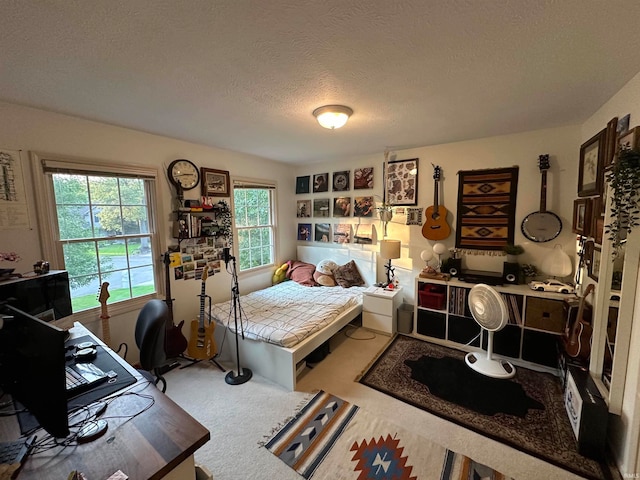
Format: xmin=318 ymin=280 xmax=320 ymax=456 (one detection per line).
xmin=0 ymin=271 xmax=73 ymax=321
xmin=0 ymin=304 xmax=69 ymax=438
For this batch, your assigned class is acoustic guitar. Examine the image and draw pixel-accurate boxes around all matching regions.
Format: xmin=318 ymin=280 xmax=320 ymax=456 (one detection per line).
xmin=564 ymin=283 xmax=595 ymax=359
xmin=187 ymin=267 xmax=217 ymax=360
xmin=422 ymin=164 xmax=451 ymax=241
xmin=98 ymin=282 xmax=112 ymax=347
xmin=521 ymin=154 xmax=562 ymax=242
xmin=163 ymin=252 xmax=188 ymax=358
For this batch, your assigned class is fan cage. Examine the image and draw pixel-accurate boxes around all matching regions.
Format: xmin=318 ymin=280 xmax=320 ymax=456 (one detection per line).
xmin=468 ymin=284 xmax=509 ymax=332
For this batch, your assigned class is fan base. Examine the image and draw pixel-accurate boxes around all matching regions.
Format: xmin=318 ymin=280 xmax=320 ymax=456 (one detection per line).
xmin=465 ymin=352 xmax=516 ymax=379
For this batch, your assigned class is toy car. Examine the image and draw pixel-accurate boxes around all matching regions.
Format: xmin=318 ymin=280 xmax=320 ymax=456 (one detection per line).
xmin=528 ymin=279 xmax=575 ymax=294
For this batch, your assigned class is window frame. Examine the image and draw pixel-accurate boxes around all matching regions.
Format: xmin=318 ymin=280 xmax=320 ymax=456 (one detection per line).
xmin=231 ymin=178 xmax=277 ymax=273
xmin=30 ymin=152 xmax=164 ymax=321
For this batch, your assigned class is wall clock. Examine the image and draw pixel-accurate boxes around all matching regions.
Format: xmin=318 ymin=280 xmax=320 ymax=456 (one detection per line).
xmin=168 ymin=159 xmax=200 ymax=190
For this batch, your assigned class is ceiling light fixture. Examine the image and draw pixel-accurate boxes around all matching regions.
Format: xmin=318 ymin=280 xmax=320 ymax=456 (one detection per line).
xmin=312 ymin=105 xmax=353 ymax=129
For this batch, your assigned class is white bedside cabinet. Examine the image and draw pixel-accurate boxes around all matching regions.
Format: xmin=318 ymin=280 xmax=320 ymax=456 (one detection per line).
xmin=362 ymin=286 xmax=403 ymax=335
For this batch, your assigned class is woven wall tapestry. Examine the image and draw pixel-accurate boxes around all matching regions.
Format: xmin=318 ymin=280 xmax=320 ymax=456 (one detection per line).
xmin=455 ymin=166 xmax=519 ymax=253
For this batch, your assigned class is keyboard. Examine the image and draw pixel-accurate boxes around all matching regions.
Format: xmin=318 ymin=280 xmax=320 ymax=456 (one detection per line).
xmin=65 ymin=363 xmax=109 ymax=397
xmin=0 ymin=435 xmax=35 ymax=479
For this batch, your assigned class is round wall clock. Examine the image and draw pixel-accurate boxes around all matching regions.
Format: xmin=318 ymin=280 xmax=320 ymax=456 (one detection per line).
xmin=168 ymin=159 xmax=200 ymax=190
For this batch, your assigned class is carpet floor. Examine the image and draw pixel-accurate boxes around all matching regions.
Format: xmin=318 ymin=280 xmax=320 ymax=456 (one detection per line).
xmin=358 ymin=335 xmax=610 ymax=480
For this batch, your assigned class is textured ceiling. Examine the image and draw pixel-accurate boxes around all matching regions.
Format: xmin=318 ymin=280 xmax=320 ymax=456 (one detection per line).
xmin=2 ymin=1 xmax=640 ymax=165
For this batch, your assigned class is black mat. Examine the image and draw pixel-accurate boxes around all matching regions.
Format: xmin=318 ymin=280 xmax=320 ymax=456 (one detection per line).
xmin=358 ymin=335 xmax=613 ymax=480
xmin=17 ymin=335 xmax=137 ymax=434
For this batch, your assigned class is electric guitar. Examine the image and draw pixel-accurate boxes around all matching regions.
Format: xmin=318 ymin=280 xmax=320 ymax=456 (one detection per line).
xmin=98 ymin=282 xmax=112 ymax=347
xmin=187 ymin=267 xmax=217 ymax=360
xmin=163 ymin=252 xmax=188 ymax=358
xmin=422 ymin=164 xmax=451 ymax=240
xmin=564 ymin=283 xmax=595 ymax=359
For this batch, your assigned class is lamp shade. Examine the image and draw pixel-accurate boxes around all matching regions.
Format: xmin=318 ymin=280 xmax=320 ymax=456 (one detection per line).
xmin=420 ymin=249 xmax=433 ymax=262
xmin=380 ymin=239 xmax=401 ymax=260
xmin=541 ymin=244 xmax=572 ymax=277
xmin=432 ymin=243 xmax=447 ymax=256
xmin=312 ymin=105 xmax=353 ymax=129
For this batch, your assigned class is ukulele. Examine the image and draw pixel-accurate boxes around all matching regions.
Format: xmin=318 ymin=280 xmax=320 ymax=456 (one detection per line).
xmin=564 ymin=283 xmax=595 ymax=359
xmin=163 ymin=252 xmax=188 ymax=358
xmin=521 ymin=155 xmax=562 ymax=242
xmin=187 ymin=267 xmax=217 ymax=360
xmin=422 ymin=164 xmax=451 ymax=240
xmin=98 ymin=282 xmax=112 ymax=347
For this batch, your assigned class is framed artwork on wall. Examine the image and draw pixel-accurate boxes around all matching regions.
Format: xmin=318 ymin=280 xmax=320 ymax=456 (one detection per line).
xmin=314 ymin=223 xmax=330 ymax=242
xmin=332 ymin=171 xmax=350 ymax=192
xmin=353 ymin=196 xmax=374 ymax=217
xmin=578 ymin=129 xmax=606 ymax=197
xmin=313 ymin=173 xmax=329 ymax=193
xmin=296 ymin=176 xmax=310 ymax=194
xmin=385 ymin=158 xmax=419 ymax=206
xmin=333 ymin=197 xmax=351 ymax=217
xmin=313 ymin=198 xmax=330 ymax=217
xmin=297 ymin=223 xmax=312 ymax=241
xmin=604 ymin=117 xmax=618 ymax=168
xmin=593 ymin=215 xmax=605 ymax=245
xmin=572 ymin=198 xmax=591 ymax=236
xmin=354 ymin=167 xmax=374 ymax=189
xmin=296 ymin=200 xmax=311 ymax=218
xmin=201 ymin=168 xmax=230 ymax=197
xmin=616 ymin=126 xmax=640 ymax=160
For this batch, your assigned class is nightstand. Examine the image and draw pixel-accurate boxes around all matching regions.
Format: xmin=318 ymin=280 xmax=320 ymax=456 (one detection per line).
xmin=362 ymin=286 xmax=403 ymax=335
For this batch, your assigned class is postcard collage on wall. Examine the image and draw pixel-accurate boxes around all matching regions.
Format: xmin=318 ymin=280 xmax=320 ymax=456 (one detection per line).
xmin=296 ymin=167 xmax=376 ymax=245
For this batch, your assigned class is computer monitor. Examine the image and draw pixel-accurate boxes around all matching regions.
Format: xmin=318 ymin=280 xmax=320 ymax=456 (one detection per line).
xmin=0 ymin=304 xmax=69 ymax=438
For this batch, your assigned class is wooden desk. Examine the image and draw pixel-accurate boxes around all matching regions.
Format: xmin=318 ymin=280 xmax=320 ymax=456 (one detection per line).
xmin=1 ymin=323 xmax=210 ymax=480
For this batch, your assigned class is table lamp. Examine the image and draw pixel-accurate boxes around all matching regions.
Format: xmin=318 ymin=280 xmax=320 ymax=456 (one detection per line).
xmin=541 ymin=244 xmax=572 ymax=279
xmin=432 ymin=243 xmax=447 ymax=272
xmin=380 ymin=239 xmax=401 ymax=287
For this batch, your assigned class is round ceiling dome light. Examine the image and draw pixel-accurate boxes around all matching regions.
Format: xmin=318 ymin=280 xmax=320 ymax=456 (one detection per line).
xmin=312 ymin=105 xmax=353 ymax=129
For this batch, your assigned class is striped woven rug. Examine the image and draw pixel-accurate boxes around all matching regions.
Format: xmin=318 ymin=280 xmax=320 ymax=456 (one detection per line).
xmin=265 ymin=390 xmax=512 ymax=480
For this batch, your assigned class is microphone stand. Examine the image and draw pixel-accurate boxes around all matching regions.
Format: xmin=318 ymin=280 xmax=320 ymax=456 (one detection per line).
xmin=225 ymin=254 xmax=252 ymax=385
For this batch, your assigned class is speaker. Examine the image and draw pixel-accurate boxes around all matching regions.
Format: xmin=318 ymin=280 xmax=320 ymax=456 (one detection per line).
xmin=446 ymin=258 xmax=462 ymax=277
xmin=503 ymin=262 xmax=521 ymax=285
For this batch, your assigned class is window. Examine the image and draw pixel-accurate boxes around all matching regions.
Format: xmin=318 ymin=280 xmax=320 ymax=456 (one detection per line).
xmin=232 ymin=181 xmax=276 ymax=271
xmin=31 ymin=153 xmax=161 ymax=315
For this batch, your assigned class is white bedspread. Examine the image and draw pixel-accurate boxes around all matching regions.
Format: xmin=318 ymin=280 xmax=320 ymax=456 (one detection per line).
xmin=210 ymin=281 xmax=367 ymax=348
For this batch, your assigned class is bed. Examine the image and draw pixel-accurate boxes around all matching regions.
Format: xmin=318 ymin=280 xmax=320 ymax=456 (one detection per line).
xmin=209 ymin=245 xmax=377 ymax=390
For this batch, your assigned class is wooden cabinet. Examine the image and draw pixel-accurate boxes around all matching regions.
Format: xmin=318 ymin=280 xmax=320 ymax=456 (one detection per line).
xmin=413 ymin=276 xmax=572 ymax=371
xmin=362 ymin=286 xmax=403 ymax=335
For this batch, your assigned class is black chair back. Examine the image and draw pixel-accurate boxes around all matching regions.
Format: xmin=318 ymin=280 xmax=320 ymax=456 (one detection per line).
xmin=135 ymin=299 xmax=168 ymax=374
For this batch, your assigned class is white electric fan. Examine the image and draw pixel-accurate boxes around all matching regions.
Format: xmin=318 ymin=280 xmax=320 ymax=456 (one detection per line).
xmin=465 ymin=283 xmax=516 ymax=379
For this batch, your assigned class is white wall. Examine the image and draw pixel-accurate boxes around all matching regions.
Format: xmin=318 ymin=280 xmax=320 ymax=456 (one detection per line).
xmin=0 ymin=101 xmax=296 ymax=358
xmin=581 ymin=70 xmax=640 ymax=475
xmin=294 ymin=125 xmax=581 ymax=306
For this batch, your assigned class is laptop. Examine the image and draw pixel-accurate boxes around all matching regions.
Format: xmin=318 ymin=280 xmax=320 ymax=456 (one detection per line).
xmin=65 ymin=362 xmax=109 ymax=397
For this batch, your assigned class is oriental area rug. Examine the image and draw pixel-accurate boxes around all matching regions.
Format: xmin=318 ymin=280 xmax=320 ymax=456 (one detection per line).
xmin=265 ymin=390 xmax=513 ymax=480
xmin=358 ymin=335 xmax=611 ymax=480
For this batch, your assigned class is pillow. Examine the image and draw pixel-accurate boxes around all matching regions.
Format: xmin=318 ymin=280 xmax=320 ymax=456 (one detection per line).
xmin=272 ymin=262 xmax=289 ymax=285
xmin=333 ymin=260 xmax=365 ymax=288
xmin=286 ymin=260 xmax=318 ymax=287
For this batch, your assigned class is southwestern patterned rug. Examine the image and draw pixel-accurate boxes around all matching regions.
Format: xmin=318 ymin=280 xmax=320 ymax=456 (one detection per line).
xmin=358 ymin=335 xmax=611 ymax=480
xmin=455 ymin=166 xmax=519 ymax=252
xmin=265 ymin=390 xmax=513 ymax=479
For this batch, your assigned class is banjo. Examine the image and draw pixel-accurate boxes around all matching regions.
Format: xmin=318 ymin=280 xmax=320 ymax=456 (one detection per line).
xmin=521 ymin=154 xmax=562 ymax=242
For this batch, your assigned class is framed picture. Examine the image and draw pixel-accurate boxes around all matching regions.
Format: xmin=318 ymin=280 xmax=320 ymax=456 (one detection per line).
xmin=406 ymin=207 xmax=423 ymax=226
xmin=578 ymin=129 xmax=606 ymax=197
xmin=297 ymin=223 xmax=312 ymax=241
xmin=385 ymin=158 xmax=419 ymax=206
xmin=593 ymin=215 xmax=605 ymax=245
xmin=296 ymin=175 xmax=310 ymax=194
xmin=354 ymin=167 xmax=374 ymax=189
xmin=332 ymin=171 xmax=350 ymax=192
xmin=313 ymin=173 xmax=329 ymax=193
xmin=201 ymin=168 xmax=230 ymax=197
xmin=617 ymin=114 xmax=630 ymax=134
xmin=314 ymin=223 xmax=330 ymax=242
xmin=589 ymin=245 xmax=602 ymax=282
xmin=296 ymin=199 xmax=311 ymax=218
xmin=333 ymin=197 xmax=351 ymax=217
xmin=572 ymin=198 xmax=591 ymax=236
xmin=313 ymin=198 xmax=330 ymax=217
xmin=604 ymin=117 xmax=618 ymax=168
xmin=592 ymin=195 xmax=605 ymax=217
xmin=353 ymin=196 xmax=374 ymax=217
xmin=616 ymin=126 xmax=640 ymax=158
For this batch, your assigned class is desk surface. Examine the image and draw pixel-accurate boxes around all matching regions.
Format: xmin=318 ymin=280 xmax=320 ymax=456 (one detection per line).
xmin=1 ymin=323 xmax=210 ymax=480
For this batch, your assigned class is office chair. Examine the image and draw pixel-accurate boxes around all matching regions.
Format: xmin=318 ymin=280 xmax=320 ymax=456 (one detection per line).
xmin=135 ymin=299 xmax=169 ymax=392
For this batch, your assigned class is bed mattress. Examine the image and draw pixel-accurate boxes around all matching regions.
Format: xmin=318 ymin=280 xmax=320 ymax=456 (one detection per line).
xmin=210 ymin=281 xmax=367 ymax=348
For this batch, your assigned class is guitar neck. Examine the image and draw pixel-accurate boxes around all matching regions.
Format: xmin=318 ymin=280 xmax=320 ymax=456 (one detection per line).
xmin=433 ymin=179 xmax=439 ymax=209
xmin=164 ymin=252 xmax=175 ymax=323
xmin=199 ymin=284 xmax=207 ymax=328
xmin=539 ymin=170 xmax=548 ymax=212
